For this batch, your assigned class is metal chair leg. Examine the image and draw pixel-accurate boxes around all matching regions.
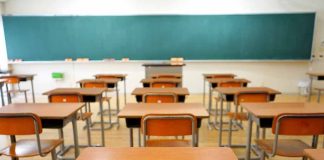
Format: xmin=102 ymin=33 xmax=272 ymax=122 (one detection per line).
xmin=86 ymin=119 xmax=92 ymax=146
xmin=24 ymin=91 xmax=28 ymax=103
xmin=228 ymin=118 xmax=233 ymax=146
xmin=51 ymin=149 xmax=57 ymax=160
xmin=58 ymin=129 xmax=65 ymax=151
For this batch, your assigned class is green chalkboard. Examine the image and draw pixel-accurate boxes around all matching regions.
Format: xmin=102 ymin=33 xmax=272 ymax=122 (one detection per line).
xmin=3 ymin=13 xmax=315 ymax=61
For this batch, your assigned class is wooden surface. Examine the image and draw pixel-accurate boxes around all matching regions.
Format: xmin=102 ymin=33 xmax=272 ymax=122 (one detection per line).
xmin=304 ymin=149 xmax=324 ymax=160
xmin=132 ymin=87 xmax=189 ymax=95
xmin=94 ymin=74 xmax=127 ymax=79
xmin=306 ymin=72 xmax=324 ymax=77
xmin=140 ymin=78 xmax=182 ymax=83
xmin=150 ymin=73 xmax=182 ymax=78
xmin=207 ymin=78 xmax=250 ymax=84
xmin=203 ymin=73 xmax=236 ymax=78
xmin=214 ymin=87 xmax=281 ymax=95
xmin=0 ymin=74 xmax=36 ymax=79
xmin=43 ymin=88 xmax=106 ymax=96
xmin=77 ymin=79 xmax=120 ymax=84
xmin=77 ymin=147 xmax=237 ymax=160
xmin=118 ymin=103 xmax=209 ymax=118
xmin=242 ymin=102 xmax=324 ymax=118
xmin=0 ymin=103 xmax=84 ymax=119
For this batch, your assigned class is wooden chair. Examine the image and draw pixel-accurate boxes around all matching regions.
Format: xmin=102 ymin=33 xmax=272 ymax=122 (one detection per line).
xmin=0 ymin=113 xmax=62 ymax=160
xmin=143 ymin=93 xmax=177 ymax=103
xmin=227 ymin=91 xmax=270 ymax=147
xmin=48 ymin=93 xmax=92 ymax=153
xmin=151 ymin=82 xmax=177 ymax=88
xmin=256 ymin=113 xmax=324 ymax=160
xmin=142 ymin=114 xmax=197 ymax=147
xmin=5 ymin=76 xmax=28 ymax=103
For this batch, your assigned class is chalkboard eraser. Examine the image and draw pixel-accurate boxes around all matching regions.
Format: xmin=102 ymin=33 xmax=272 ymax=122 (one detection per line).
xmin=65 ymin=58 xmax=73 ymax=62
xmin=122 ymin=58 xmax=130 ymax=62
xmin=76 ymin=58 xmax=90 ymax=62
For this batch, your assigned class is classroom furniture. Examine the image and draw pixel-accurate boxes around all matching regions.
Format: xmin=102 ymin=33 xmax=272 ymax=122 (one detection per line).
xmin=306 ymin=72 xmax=324 ymax=102
xmin=143 ymin=63 xmax=185 ymax=78
xmin=0 ymin=103 xmax=84 ymax=159
xmin=142 ymin=114 xmax=196 ymax=147
xmin=94 ymin=74 xmax=127 ymax=105
xmin=76 ymin=147 xmax=238 ymax=160
xmin=143 ymin=93 xmax=177 ymax=103
xmin=118 ymin=103 xmax=209 ymax=147
xmin=0 ymin=74 xmax=36 ymax=103
xmin=4 ymin=76 xmax=28 ymax=103
xmin=150 ymin=73 xmax=182 ymax=79
xmin=256 ymin=113 xmax=324 ymax=159
xmin=0 ymin=79 xmax=9 ymax=106
xmin=202 ymin=73 xmax=236 ymax=106
xmin=241 ymin=102 xmax=324 ymax=160
xmin=132 ymin=88 xmax=189 ymax=103
xmin=43 ymin=88 xmax=107 ymax=147
xmin=5 ymin=14 xmax=315 ymax=61
xmin=140 ymin=78 xmax=182 ymax=88
xmin=315 ymin=87 xmax=324 ymax=103
xmin=48 ymin=93 xmax=93 ymax=156
xmin=304 ymin=149 xmax=324 ymax=160
xmin=213 ymin=87 xmax=281 ymax=147
xmin=0 ymin=113 xmax=63 ymax=160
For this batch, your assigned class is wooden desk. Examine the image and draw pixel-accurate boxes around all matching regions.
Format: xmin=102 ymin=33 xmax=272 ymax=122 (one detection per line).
xmin=150 ymin=73 xmax=182 ymax=79
xmin=77 ymin=147 xmax=238 ymax=160
xmin=0 ymin=103 xmax=84 ymax=158
xmin=118 ymin=103 xmax=209 ymax=147
xmin=0 ymin=79 xmax=8 ymax=106
xmin=140 ymin=78 xmax=182 ymax=87
xmin=241 ymin=102 xmax=324 ymax=160
xmin=131 ymin=87 xmax=189 ymax=102
xmin=304 ymin=149 xmax=324 ymax=160
xmin=0 ymin=74 xmax=36 ymax=103
xmin=202 ymin=73 xmax=236 ymax=106
xmin=94 ymin=74 xmax=127 ymax=105
xmin=214 ymin=87 xmax=281 ymax=147
xmin=43 ymin=88 xmax=107 ymax=147
xmin=306 ymin=72 xmax=324 ymax=102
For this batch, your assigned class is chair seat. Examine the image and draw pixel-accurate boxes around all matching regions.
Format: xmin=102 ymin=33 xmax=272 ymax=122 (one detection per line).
xmin=255 ymin=139 xmax=312 ymax=157
xmin=77 ymin=112 xmax=92 ymax=121
xmin=146 ymin=139 xmax=191 ymax=147
xmin=227 ymin=112 xmax=248 ymax=120
xmin=102 ymin=97 xmax=111 ymax=102
xmin=8 ymin=89 xmax=29 ymax=93
xmin=0 ymin=139 xmax=63 ymax=158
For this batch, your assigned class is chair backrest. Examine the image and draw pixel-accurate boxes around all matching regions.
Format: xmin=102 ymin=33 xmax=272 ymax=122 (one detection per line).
xmin=143 ymin=93 xmax=177 ymax=103
xmin=48 ymin=93 xmax=82 ymax=103
xmin=83 ymin=82 xmax=106 ymax=88
xmin=151 ymin=82 xmax=177 ymax=88
xmin=272 ymin=113 xmax=324 ymax=135
xmin=0 ymin=113 xmax=42 ymax=135
xmin=5 ymin=76 xmax=20 ymax=84
xmin=235 ymin=91 xmax=269 ymax=106
xmin=219 ymin=81 xmax=243 ymax=88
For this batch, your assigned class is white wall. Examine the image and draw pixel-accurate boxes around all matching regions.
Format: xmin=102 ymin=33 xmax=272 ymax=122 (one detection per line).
xmin=3 ymin=0 xmax=324 ymax=94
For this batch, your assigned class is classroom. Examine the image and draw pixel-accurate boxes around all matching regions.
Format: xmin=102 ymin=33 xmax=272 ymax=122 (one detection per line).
xmin=0 ymin=0 xmax=324 ymax=160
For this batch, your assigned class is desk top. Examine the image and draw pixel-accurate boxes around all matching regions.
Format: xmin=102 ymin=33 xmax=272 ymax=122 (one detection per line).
xmin=132 ymin=87 xmax=189 ymax=95
xmin=77 ymin=79 xmax=120 ymax=84
xmin=207 ymin=78 xmax=250 ymax=84
xmin=43 ymin=88 xmax=106 ymax=96
xmin=203 ymin=73 xmax=236 ymax=78
xmin=214 ymin=87 xmax=281 ymax=95
xmin=0 ymin=74 xmax=36 ymax=79
xmin=0 ymin=103 xmax=84 ymax=119
xmin=242 ymin=102 xmax=324 ymax=118
xmin=150 ymin=73 xmax=182 ymax=79
xmin=304 ymin=149 xmax=324 ymax=160
xmin=118 ymin=103 xmax=209 ymax=118
xmin=94 ymin=74 xmax=127 ymax=79
xmin=77 ymin=147 xmax=237 ymax=160
xmin=306 ymin=72 xmax=324 ymax=77
xmin=140 ymin=78 xmax=182 ymax=83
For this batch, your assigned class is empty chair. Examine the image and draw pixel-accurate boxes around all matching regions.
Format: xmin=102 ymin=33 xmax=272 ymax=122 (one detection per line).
xmin=143 ymin=93 xmax=177 ymax=103
xmin=227 ymin=91 xmax=270 ymax=147
xmin=151 ymin=82 xmax=178 ymax=88
xmin=142 ymin=114 xmax=197 ymax=147
xmin=48 ymin=93 xmax=92 ymax=153
xmin=5 ymin=76 xmax=28 ymax=103
xmin=256 ymin=113 xmax=324 ymax=160
xmin=0 ymin=113 xmax=62 ymax=160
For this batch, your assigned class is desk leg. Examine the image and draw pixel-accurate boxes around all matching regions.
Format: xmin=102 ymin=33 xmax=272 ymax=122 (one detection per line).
xmin=130 ymin=128 xmax=134 ymax=147
xmin=138 ymin=129 xmax=141 ymax=147
xmin=124 ymin=78 xmax=127 ymax=105
xmin=196 ymin=129 xmax=199 ymax=147
xmin=245 ymin=113 xmax=253 ymax=160
xmin=203 ymin=77 xmax=206 ymax=106
xmin=208 ymin=83 xmax=212 ymax=127
xmin=116 ymin=84 xmax=120 ymax=126
xmin=10 ymin=135 xmax=18 ymax=160
xmin=6 ymin=83 xmax=11 ymax=104
xmin=31 ymin=79 xmax=35 ymax=103
xmin=72 ymin=116 xmax=80 ymax=158
xmin=218 ymin=94 xmax=224 ymax=147
xmin=99 ymin=97 xmax=105 ymax=146
xmin=308 ymin=76 xmax=313 ymax=102
xmin=0 ymin=84 xmax=4 ymax=106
